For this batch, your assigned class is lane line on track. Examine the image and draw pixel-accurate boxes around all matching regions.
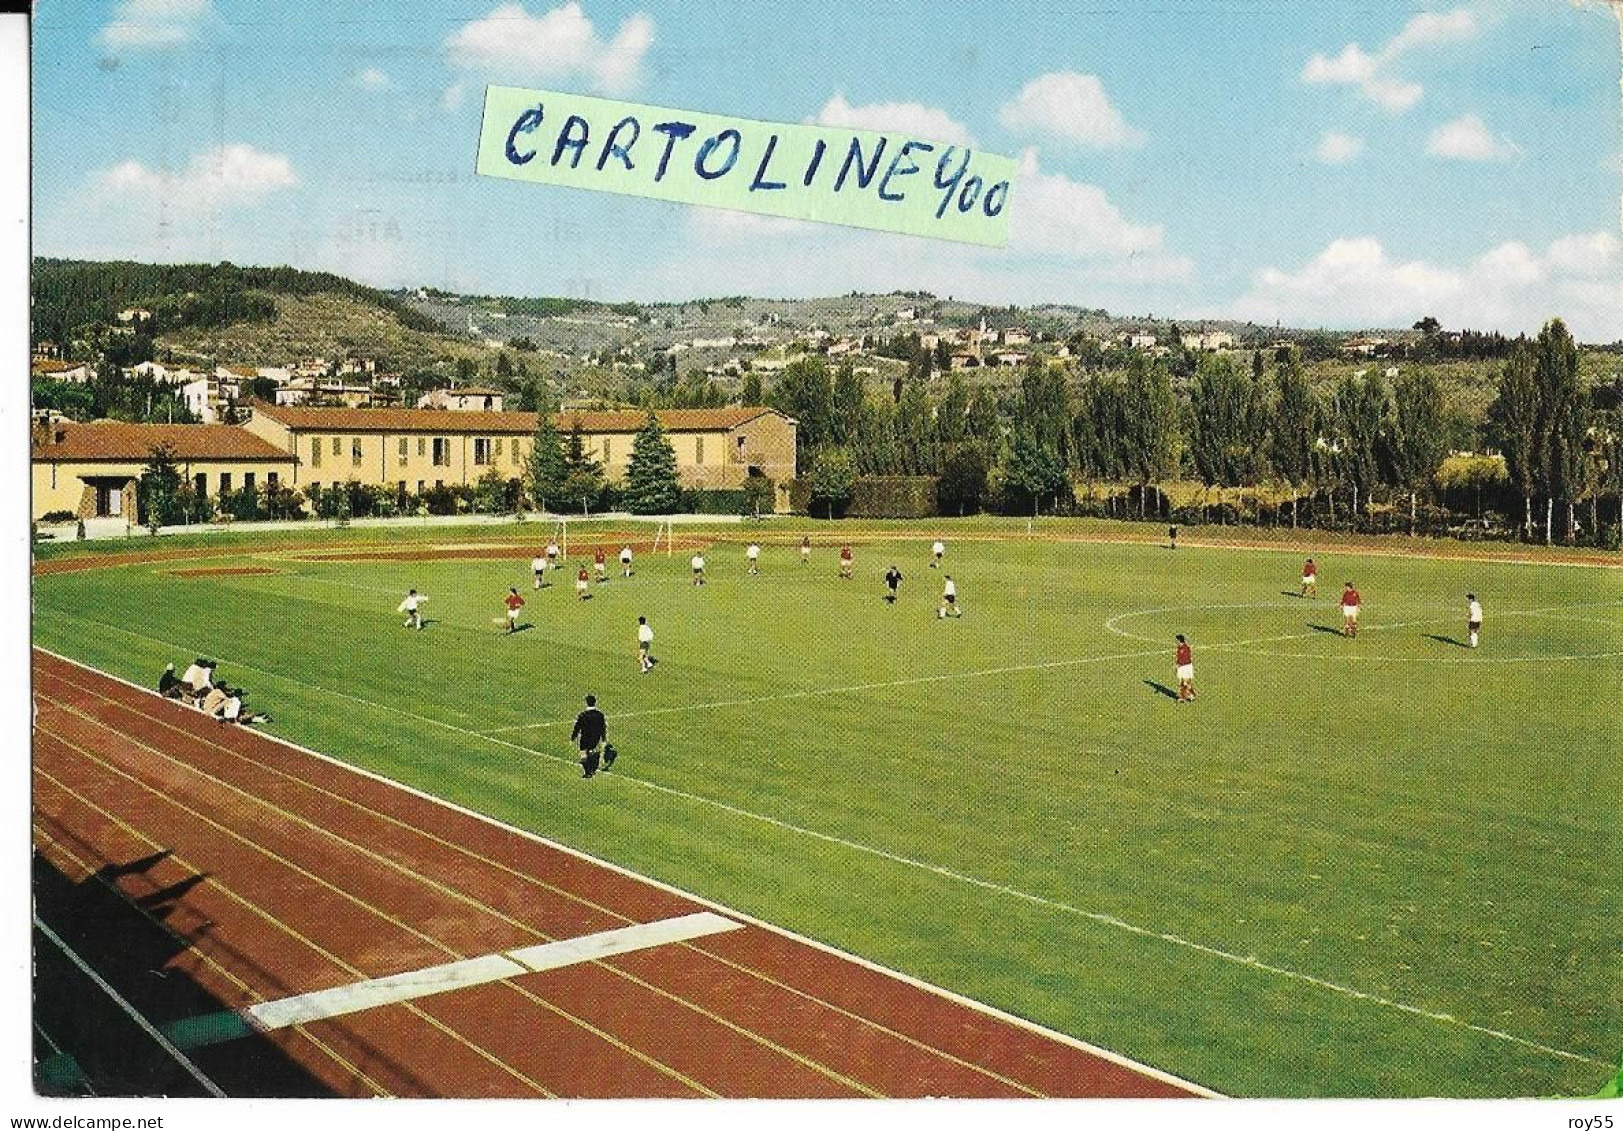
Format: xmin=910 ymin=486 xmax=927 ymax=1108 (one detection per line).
xmin=33 ymin=740 xmax=561 ymax=1098
xmin=36 ymin=649 xmax=1210 ymax=1098
xmin=31 ymin=629 xmax=1609 ymax=1073
xmin=32 ymin=915 xmax=226 ymax=1098
xmin=249 ymin=913 xmax=741 ymax=1031
xmin=34 ymin=689 xmax=869 ymax=1099
xmin=40 ymin=671 xmax=1049 ymax=1100
xmin=30 ymin=819 xmax=389 ymax=1096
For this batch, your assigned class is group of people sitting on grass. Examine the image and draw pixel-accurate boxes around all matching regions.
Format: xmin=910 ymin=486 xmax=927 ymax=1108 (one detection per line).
xmin=157 ymin=657 xmax=271 ymax=726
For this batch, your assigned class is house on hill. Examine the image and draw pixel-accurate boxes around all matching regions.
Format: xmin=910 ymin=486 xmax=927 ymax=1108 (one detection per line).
xmin=32 ymin=360 xmax=93 ymax=384
xmin=416 ymin=386 xmax=506 ymax=412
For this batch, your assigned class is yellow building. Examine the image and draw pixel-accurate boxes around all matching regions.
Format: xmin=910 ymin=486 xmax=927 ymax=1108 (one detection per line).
xmin=242 ymin=403 xmax=798 ymax=510
xmin=31 ymin=420 xmax=297 ymax=520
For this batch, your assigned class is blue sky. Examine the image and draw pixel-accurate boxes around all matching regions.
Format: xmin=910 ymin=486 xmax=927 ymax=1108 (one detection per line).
xmin=29 ymin=0 xmax=1623 ymax=339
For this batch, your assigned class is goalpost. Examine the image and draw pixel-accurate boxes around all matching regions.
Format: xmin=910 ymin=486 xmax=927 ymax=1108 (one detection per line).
xmin=649 ymin=518 xmax=675 ymax=557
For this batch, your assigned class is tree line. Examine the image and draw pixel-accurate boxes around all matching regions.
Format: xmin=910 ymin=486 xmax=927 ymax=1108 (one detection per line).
xmin=765 ymin=317 xmax=1621 ymax=546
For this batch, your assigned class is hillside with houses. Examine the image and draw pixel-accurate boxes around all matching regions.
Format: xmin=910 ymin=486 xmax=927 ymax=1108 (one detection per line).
xmin=28 ymin=258 xmax=1623 ymax=546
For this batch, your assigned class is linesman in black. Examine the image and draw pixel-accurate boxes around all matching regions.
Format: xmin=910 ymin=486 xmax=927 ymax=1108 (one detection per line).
xmin=571 ymin=694 xmax=608 ymax=778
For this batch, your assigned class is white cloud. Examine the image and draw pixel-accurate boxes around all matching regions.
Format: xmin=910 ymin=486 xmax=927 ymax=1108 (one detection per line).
xmin=96 ymin=0 xmax=212 ymax=50
xmin=686 ymin=207 xmax=816 ymax=240
xmin=354 ymin=67 xmax=391 ymax=91
xmin=1384 ymin=8 xmax=1479 ymax=57
xmin=1546 ymin=232 xmax=1620 ymax=277
xmin=442 ymin=83 xmax=468 ymax=112
xmin=651 ymin=147 xmax=1189 ymax=302
xmin=1301 ymin=7 xmax=1477 ymax=114
xmin=996 ymin=72 xmax=1146 ymax=148
xmin=1008 ymin=149 xmax=1169 ymax=261
xmin=90 ymin=144 xmax=299 ymax=212
xmin=1314 ymin=132 xmax=1365 ymax=165
xmin=443 ymin=2 xmax=654 ymax=96
xmin=813 ymin=94 xmax=975 ymax=148
xmin=1302 ymin=44 xmax=1377 ymax=86
xmin=1426 ymin=114 xmax=1519 ymax=161
xmin=1226 ymin=232 xmax=1622 ymax=340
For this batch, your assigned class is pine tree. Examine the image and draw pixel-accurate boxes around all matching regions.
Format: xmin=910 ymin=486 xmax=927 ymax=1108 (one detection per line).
xmin=525 ymin=412 xmax=568 ymax=513
xmin=622 ymin=412 xmax=681 ymax=514
xmin=560 ymin=420 xmax=606 ymax=515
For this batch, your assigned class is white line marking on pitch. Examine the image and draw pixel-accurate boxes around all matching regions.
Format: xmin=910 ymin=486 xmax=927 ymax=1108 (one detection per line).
xmin=33 ymin=620 xmax=1610 ymax=1072
xmin=248 ymin=912 xmax=740 ymax=1031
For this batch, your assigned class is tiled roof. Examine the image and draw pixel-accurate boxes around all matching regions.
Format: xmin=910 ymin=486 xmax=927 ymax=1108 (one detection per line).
xmin=32 ymin=360 xmax=88 ymax=373
xmin=32 ymin=422 xmax=297 ymax=463
xmin=251 ymin=402 xmax=784 ymax=435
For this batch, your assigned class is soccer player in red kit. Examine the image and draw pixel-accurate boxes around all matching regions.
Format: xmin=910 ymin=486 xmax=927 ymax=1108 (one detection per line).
xmin=594 ymin=546 xmax=607 ymax=582
xmin=838 ymin=544 xmax=854 ymax=580
xmin=504 ymin=587 xmax=525 ymax=634
xmin=1301 ymin=557 xmax=1318 ymax=598
xmin=1175 ymin=634 xmax=1195 ymax=702
xmin=1341 ymin=582 xmax=1361 ymax=637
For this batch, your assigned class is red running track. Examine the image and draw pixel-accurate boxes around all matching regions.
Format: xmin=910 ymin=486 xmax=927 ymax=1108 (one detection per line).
xmin=31 ymin=647 xmax=1212 ymax=1100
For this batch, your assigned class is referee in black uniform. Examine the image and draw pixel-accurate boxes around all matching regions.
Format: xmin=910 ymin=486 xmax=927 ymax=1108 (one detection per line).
xmin=571 ymin=694 xmax=608 ymax=778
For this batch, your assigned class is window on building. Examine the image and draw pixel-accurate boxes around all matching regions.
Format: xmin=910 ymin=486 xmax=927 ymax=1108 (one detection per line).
xmin=494 ymin=437 xmax=504 ymax=459
xmin=602 ymin=438 xmax=612 ymax=462
xmin=310 ymin=437 xmax=322 ymax=468
xmin=267 ymin=472 xmax=279 ymax=490
xmin=352 ymin=438 xmax=363 ymax=467
xmin=219 ymin=472 xmax=232 ymax=494
xmin=194 ymin=473 xmax=206 ymax=497
xmin=418 ymin=437 xmax=426 ymax=457
xmin=474 ymin=437 xmax=491 ymax=466
xmin=332 ymin=436 xmax=342 ymax=456
xmin=417 ymin=480 xmax=424 ymax=495
xmin=695 ymin=435 xmax=705 ymax=463
xmin=432 ymin=438 xmax=450 ymax=466
xmin=244 ymin=472 xmax=255 ymax=493
xmin=309 ymin=481 xmax=320 ymax=499
xmin=398 ymin=437 xmax=408 ymax=466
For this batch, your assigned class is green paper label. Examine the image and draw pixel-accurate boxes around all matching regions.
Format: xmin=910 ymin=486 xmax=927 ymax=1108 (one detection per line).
xmin=476 ymin=86 xmax=1013 ymax=247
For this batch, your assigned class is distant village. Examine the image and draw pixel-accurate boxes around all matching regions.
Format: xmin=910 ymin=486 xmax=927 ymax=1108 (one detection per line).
xmin=29 ymin=299 xmax=1284 ymax=425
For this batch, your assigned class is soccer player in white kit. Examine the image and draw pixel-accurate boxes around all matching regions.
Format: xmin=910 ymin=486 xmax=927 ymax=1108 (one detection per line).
xmin=1467 ymin=594 xmax=1483 ymax=648
xmin=532 ymin=554 xmax=546 ymax=589
xmin=398 ymin=588 xmax=427 ymax=630
xmin=931 ymin=539 xmax=945 ymax=568
xmin=620 ymin=545 xmax=634 ymax=577
xmin=691 ymin=552 xmax=706 ymax=586
xmin=637 ymin=616 xmax=655 ymax=672
xmin=746 ymin=542 xmax=761 ymax=575
xmin=939 ymin=575 xmax=962 ymax=618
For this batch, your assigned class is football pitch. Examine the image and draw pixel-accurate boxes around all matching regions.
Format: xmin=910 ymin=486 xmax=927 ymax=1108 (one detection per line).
xmin=31 ymin=525 xmax=1622 ymax=1098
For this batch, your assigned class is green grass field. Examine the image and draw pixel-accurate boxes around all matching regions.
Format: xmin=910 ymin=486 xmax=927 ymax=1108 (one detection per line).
xmin=32 ymin=524 xmax=1622 ymax=1098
